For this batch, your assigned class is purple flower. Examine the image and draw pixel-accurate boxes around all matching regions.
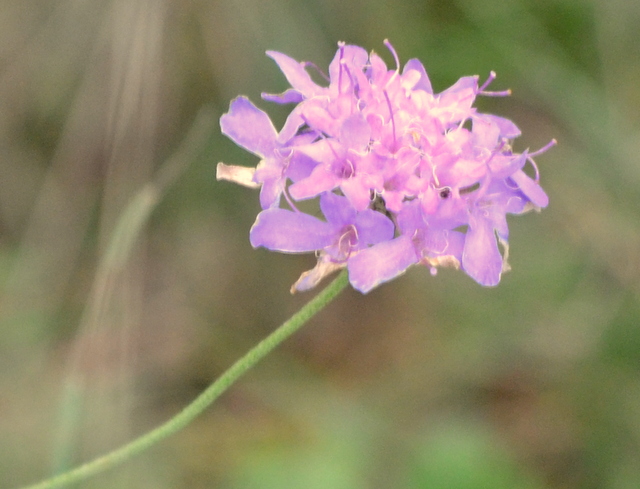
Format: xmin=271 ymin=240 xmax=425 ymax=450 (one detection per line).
xmin=217 ymin=40 xmax=554 ymax=293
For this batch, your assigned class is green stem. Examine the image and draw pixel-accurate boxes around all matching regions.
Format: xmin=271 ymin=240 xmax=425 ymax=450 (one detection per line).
xmin=18 ymin=270 xmax=350 ymax=489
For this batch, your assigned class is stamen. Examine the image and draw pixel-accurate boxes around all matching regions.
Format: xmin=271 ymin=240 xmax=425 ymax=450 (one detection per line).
xmin=325 ymin=137 xmax=341 ymax=161
xmin=383 ymin=89 xmax=397 ymax=151
xmin=431 ymin=166 xmax=440 ymax=187
xmin=527 ymin=139 xmax=556 ymax=183
xmin=283 ymin=186 xmax=301 ymax=213
xmin=303 ymin=61 xmax=330 ymax=82
xmin=529 ymin=138 xmax=557 ymax=157
xmin=343 ymin=158 xmax=355 ymax=178
xmin=350 ymin=225 xmax=359 ymax=246
xmin=338 ymin=225 xmax=359 ymax=257
xmin=525 ymin=157 xmax=541 ymax=183
xmin=479 ymin=88 xmax=512 ymax=97
xmin=478 ymin=71 xmax=497 ymax=92
xmin=341 ymin=63 xmax=357 ymax=111
xmin=337 ymin=42 xmax=345 ymax=94
xmin=478 ymin=71 xmax=511 ymax=97
xmin=383 ymin=39 xmax=400 ymax=72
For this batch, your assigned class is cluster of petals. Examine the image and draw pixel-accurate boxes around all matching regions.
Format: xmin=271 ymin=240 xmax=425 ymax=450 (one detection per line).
xmin=217 ymin=40 xmax=554 ymax=293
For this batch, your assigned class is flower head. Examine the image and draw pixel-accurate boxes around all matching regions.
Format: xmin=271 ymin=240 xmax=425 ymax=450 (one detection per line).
xmin=218 ymin=40 xmax=554 ymax=293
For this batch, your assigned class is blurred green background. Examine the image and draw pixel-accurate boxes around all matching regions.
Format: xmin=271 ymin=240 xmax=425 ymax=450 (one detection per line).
xmin=1 ymin=0 xmax=639 ymax=488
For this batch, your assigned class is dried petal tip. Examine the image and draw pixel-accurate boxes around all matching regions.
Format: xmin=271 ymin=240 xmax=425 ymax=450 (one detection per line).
xmin=291 ymin=258 xmax=344 ymax=293
xmin=216 ymin=163 xmax=260 ymax=188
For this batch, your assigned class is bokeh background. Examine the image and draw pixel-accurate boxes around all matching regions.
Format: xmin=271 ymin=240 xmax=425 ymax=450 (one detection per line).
xmin=1 ymin=0 xmax=639 ymax=488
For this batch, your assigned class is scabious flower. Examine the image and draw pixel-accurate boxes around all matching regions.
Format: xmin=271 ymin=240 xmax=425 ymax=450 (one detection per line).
xmin=217 ymin=40 xmax=554 ymax=294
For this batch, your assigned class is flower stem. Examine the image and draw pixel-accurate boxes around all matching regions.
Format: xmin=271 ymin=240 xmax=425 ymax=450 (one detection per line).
xmin=18 ymin=270 xmax=350 ymax=489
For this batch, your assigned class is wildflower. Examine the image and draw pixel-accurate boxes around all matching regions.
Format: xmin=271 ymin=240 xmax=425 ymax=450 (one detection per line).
xmin=218 ymin=40 xmax=554 ymax=293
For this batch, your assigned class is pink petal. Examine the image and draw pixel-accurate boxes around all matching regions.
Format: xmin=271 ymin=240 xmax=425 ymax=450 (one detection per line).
xmin=462 ymin=214 xmax=503 ymax=286
xmin=510 ymin=170 xmax=549 ymax=208
xmin=266 ymin=51 xmax=323 ymax=99
xmin=220 ymin=97 xmax=277 ymax=157
xmin=348 ymin=236 xmax=418 ymax=293
xmin=250 ymin=209 xmax=335 ymax=252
